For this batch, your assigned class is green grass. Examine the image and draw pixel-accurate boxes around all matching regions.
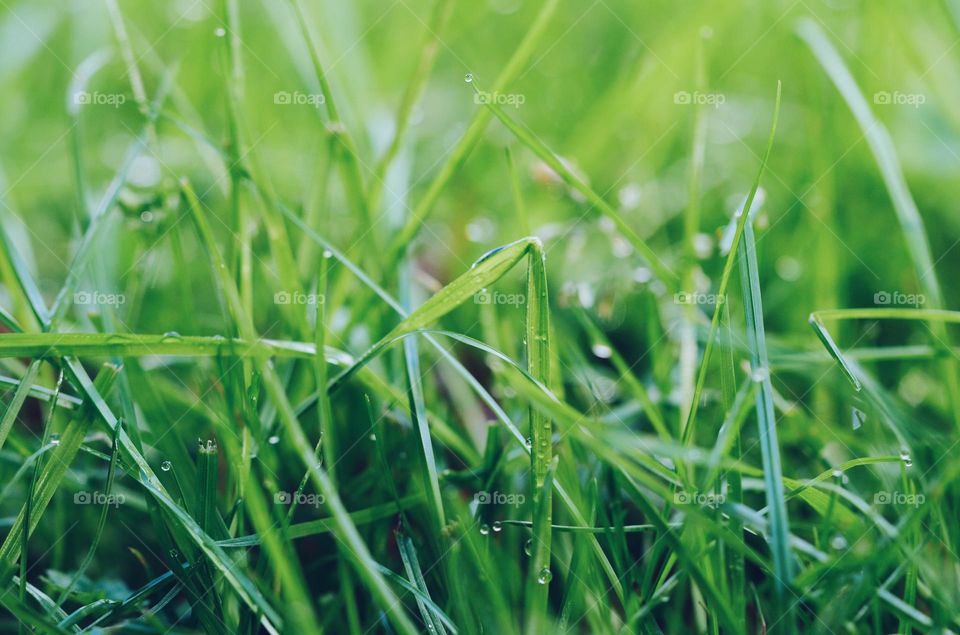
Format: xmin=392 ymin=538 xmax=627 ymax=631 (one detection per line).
xmin=1 ymin=0 xmax=960 ymax=633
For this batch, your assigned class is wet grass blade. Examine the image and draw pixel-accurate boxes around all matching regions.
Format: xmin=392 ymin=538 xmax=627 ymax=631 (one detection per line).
xmin=738 ymin=222 xmax=793 ymax=629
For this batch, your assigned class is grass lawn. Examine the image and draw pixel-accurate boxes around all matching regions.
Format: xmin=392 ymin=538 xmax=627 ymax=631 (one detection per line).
xmin=0 ymin=0 xmax=958 ymax=633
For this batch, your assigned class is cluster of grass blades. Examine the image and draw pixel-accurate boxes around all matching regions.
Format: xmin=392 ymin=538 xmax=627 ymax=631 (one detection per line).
xmin=2 ymin=1 xmax=960 ymax=633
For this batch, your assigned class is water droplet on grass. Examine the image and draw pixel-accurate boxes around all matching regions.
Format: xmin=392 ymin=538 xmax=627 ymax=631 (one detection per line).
xmin=268 ymin=435 xmax=280 ymax=445
xmin=161 ymin=460 xmax=172 ymax=472
xmin=479 ymin=523 xmax=490 ymax=535
xmin=591 ymin=343 xmax=612 ymax=359
xmin=492 ymin=521 xmax=502 ymax=533
xmin=899 ymin=448 xmax=913 ymax=468
xmin=464 ymin=73 xmax=474 ymax=83
xmin=524 ymin=539 xmax=533 ymax=556
xmin=852 ymin=407 xmax=866 ymax=430
xmin=537 ymin=568 xmax=552 ymax=584
xmin=214 ymin=27 xmax=226 ymax=37
xmin=50 ymin=433 xmax=60 ymax=446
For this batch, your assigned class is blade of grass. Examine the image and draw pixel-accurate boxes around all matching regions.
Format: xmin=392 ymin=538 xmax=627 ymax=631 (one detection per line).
xmin=738 ymin=222 xmax=793 ymax=628
xmin=796 ymin=17 xmax=960 ymax=430
xmin=681 ymin=80 xmax=781 ymax=447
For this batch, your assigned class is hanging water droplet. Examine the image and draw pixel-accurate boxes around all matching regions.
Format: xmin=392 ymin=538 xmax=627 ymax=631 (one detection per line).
xmin=479 ymin=523 xmax=490 ymax=536
xmin=492 ymin=521 xmax=502 ymax=533
xmin=591 ymin=343 xmax=613 ymax=359
xmin=852 ymin=407 xmax=866 ymax=430
xmin=537 ymin=567 xmax=553 ymax=584
xmin=464 ymin=73 xmax=474 ymax=83
xmin=268 ymin=435 xmax=280 ymax=445
xmin=524 ymin=539 xmax=533 ymax=556
xmin=50 ymin=433 xmax=60 ymax=447
xmin=899 ymin=448 xmax=913 ymax=468
xmin=161 ymin=460 xmax=172 ymax=472
xmin=524 ymin=437 xmax=532 ymax=449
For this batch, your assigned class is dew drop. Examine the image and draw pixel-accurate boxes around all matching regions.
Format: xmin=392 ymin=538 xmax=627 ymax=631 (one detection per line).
xmin=591 ymin=343 xmax=613 ymax=359
xmin=524 ymin=539 xmax=533 ymax=556
xmin=524 ymin=437 xmax=532 ymax=449
xmin=537 ymin=567 xmax=553 ymax=584
xmin=161 ymin=460 xmax=172 ymax=472
xmin=479 ymin=523 xmax=490 ymax=536
xmin=140 ymin=210 xmax=154 ymax=223
xmin=50 ymin=433 xmax=60 ymax=447
xmin=829 ymin=534 xmax=848 ymax=550
xmin=162 ymin=331 xmax=181 ymax=339
xmin=169 ymin=548 xmax=180 ymax=559
xmin=214 ymin=27 xmax=226 ymax=37
xmin=899 ymin=448 xmax=913 ymax=468
xmin=464 ymin=73 xmax=474 ymax=84
xmin=492 ymin=521 xmax=502 ymax=533
xmin=268 ymin=435 xmax=280 ymax=445
xmin=851 ymin=407 xmax=866 ymax=430
xmin=322 ymin=249 xmax=333 ymax=259
xmin=832 ymin=469 xmax=843 ymax=479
